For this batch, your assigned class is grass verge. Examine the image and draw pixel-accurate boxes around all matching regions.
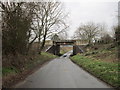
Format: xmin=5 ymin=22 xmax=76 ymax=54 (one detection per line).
xmin=2 ymin=67 xmax=20 ymax=76
xmin=2 ymin=52 xmax=57 ymax=88
xmin=25 ymin=52 xmax=57 ymax=70
xmin=71 ymin=54 xmax=119 ymax=88
xmin=3 ymin=52 xmax=57 ymax=76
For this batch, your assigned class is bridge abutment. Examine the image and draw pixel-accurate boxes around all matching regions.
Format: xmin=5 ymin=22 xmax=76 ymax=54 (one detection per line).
xmin=54 ymin=45 xmax=60 ymax=55
xmin=73 ymin=45 xmax=77 ymax=55
xmin=46 ymin=45 xmax=60 ymax=55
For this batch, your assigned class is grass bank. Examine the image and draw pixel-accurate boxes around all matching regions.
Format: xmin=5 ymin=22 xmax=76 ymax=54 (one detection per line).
xmin=2 ymin=52 xmax=57 ymax=88
xmin=25 ymin=52 xmax=57 ymax=70
xmin=83 ymin=46 xmax=117 ymax=63
xmin=71 ymin=54 xmax=119 ymax=88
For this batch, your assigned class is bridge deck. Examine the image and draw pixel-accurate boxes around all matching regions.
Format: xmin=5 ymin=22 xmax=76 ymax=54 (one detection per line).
xmin=53 ymin=40 xmax=76 ymax=42
xmin=53 ymin=40 xmax=76 ymax=45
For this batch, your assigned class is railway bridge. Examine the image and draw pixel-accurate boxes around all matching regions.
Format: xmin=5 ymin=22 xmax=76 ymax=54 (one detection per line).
xmin=46 ymin=40 xmax=87 ymax=55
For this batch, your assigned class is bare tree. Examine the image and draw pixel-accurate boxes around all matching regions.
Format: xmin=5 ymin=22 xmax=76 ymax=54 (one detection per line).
xmin=57 ymin=26 xmax=69 ymax=40
xmin=100 ymin=33 xmax=113 ymax=44
xmin=31 ymin=1 xmax=68 ymax=53
xmin=74 ymin=22 xmax=101 ymax=45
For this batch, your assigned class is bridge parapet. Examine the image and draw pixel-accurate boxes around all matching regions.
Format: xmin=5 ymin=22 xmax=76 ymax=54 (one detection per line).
xmin=53 ymin=40 xmax=76 ymax=42
xmin=53 ymin=40 xmax=76 ymax=45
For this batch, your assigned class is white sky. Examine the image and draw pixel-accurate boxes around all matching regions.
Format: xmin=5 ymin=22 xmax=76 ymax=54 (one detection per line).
xmin=60 ymin=0 xmax=119 ymax=38
xmin=60 ymin=0 xmax=119 ymax=2
xmin=5 ymin=0 xmax=119 ymax=39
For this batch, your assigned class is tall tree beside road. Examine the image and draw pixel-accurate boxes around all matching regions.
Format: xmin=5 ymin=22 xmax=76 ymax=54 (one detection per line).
xmin=32 ymin=1 xmax=68 ymax=53
xmin=1 ymin=2 xmax=36 ymax=55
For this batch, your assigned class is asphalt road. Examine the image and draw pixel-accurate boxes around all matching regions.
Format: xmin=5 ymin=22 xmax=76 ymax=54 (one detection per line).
xmin=15 ymin=51 xmax=112 ymax=88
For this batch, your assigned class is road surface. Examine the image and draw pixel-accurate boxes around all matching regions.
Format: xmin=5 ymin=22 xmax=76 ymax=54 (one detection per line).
xmin=15 ymin=51 xmax=111 ymax=88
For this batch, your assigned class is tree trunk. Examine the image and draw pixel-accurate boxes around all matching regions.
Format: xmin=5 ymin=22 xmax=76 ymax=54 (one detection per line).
xmin=27 ymin=35 xmax=37 ymax=54
xmin=39 ymin=28 xmax=47 ymax=54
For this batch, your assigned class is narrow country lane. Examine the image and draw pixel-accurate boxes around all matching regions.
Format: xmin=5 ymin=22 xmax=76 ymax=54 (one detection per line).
xmin=15 ymin=51 xmax=112 ymax=88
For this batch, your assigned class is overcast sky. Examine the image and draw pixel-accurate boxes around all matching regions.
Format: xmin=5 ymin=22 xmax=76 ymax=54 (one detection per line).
xmin=59 ymin=0 xmax=119 ymax=38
